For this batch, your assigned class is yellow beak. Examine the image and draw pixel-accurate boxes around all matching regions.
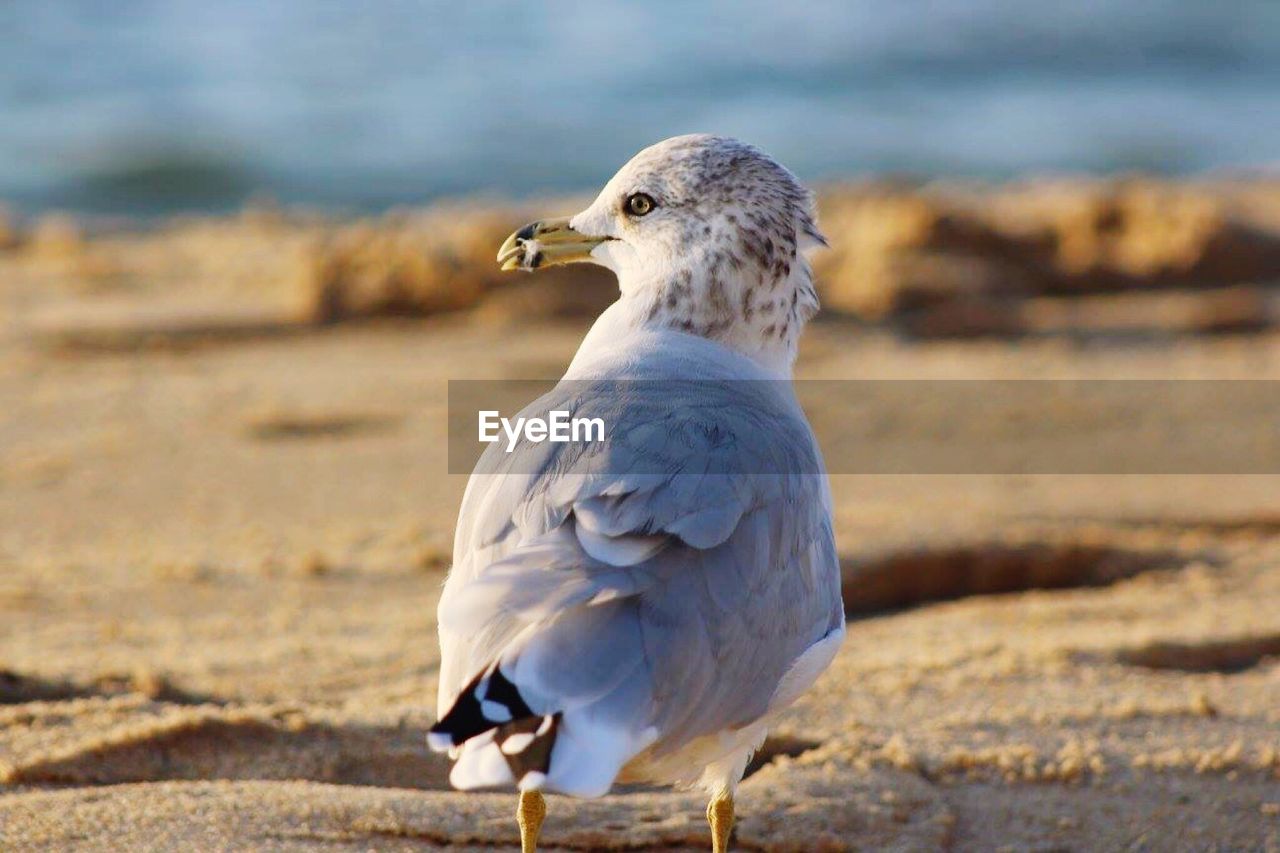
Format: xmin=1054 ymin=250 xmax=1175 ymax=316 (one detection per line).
xmin=496 ymin=217 xmax=610 ymax=271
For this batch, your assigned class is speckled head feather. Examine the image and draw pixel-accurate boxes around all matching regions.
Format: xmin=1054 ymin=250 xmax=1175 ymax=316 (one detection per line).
xmin=569 ymin=135 xmax=827 ymax=370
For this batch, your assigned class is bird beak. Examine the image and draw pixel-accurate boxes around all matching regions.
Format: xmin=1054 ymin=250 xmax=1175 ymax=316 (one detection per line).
xmin=496 ymin=217 xmax=610 ymax=271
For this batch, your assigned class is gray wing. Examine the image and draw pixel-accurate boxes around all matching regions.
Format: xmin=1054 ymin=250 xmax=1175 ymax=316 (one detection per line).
xmin=437 ymin=375 xmax=842 ymax=757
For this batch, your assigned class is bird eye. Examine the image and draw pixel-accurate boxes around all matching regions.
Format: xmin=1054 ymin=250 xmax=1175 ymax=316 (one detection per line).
xmin=625 ymin=193 xmax=656 ymax=217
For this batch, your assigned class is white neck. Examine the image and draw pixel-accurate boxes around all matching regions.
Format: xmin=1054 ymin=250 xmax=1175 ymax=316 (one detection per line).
xmin=568 ymin=298 xmax=796 ymax=379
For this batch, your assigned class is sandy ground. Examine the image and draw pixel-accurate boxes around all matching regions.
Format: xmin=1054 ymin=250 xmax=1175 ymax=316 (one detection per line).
xmin=1 ymin=219 xmax=1279 ymax=850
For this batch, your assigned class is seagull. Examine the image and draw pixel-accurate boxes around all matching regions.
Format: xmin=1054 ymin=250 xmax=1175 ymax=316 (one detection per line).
xmin=429 ymin=135 xmax=844 ymax=852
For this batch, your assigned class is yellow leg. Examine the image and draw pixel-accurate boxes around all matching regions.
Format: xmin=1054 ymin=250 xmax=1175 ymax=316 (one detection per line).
xmin=706 ymin=792 xmax=734 ymax=853
xmin=517 ymin=789 xmax=546 ymax=853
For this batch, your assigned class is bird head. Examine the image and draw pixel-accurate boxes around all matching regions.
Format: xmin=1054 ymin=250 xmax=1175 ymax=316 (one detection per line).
xmin=498 ymin=135 xmax=827 ymax=366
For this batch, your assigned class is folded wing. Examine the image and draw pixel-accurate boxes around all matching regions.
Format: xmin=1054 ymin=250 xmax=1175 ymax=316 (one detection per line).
xmin=432 ymin=362 xmax=842 ymax=796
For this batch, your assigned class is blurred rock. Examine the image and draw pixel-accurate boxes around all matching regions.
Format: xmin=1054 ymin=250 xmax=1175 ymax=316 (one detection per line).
xmin=815 ymin=185 xmax=1052 ymax=318
xmin=815 ymin=178 xmax=1280 ymax=335
xmin=294 ymin=209 xmax=507 ymax=323
xmin=995 ymin=179 xmax=1280 ymax=291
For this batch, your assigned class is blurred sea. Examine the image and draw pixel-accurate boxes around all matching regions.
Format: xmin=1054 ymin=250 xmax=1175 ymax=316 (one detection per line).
xmin=1 ymin=0 xmax=1277 ymax=214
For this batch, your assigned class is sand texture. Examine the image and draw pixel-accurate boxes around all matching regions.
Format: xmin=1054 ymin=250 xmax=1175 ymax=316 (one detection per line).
xmin=1 ymin=187 xmax=1279 ymax=851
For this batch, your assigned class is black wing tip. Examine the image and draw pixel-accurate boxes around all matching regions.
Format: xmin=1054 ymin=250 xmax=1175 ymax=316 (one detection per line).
xmin=430 ymin=667 xmax=562 ymax=783
xmin=429 ymin=664 xmax=536 ymax=749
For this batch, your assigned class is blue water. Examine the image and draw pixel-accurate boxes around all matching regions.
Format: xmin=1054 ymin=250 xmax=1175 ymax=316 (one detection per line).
xmin=1 ymin=0 xmax=1277 ymax=214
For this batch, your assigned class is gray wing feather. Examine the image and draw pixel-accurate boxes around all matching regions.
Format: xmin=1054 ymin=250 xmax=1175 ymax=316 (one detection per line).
xmin=438 ymin=373 xmax=842 ymax=750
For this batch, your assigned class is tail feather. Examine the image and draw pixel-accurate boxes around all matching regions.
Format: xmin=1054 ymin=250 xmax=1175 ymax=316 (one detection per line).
xmin=430 ymin=596 xmax=658 ymax=796
xmin=429 ymin=664 xmax=561 ymax=790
